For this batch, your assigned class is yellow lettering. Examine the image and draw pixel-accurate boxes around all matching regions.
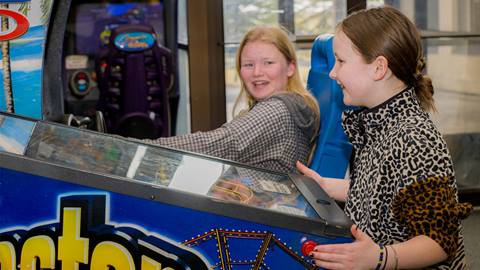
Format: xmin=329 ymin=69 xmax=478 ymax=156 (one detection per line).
xmin=141 ymin=256 xmax=175 ymax=270
xmin=141 ymin=255 xmax=161 ymax=270
xmin=58 ymin=207 xmax=89 ymax=270
xmin=0 ymin=241 xmax=16 ymax=270
xmin=20 ymin=236 xmax=55 ymax=270
xmin=90 ymin=241 xmax=134 ymax=270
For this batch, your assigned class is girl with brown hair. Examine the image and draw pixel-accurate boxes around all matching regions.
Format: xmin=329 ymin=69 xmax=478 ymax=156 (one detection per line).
xmin=298 ymin=6 xmax=472 ymax=269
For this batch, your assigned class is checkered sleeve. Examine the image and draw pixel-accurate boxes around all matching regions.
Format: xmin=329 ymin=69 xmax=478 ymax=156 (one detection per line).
xmin=144 ymin=98 xmax=295 ymax=170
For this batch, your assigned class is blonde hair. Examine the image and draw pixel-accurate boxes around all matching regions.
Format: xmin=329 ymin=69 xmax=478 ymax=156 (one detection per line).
xmin=233 ymin=25 xmax=320 ymax=123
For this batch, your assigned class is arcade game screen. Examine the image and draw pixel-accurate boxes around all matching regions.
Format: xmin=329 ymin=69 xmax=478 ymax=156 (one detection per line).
xmin=17 ymin=115 xmax=320 ymax=219
xmin=71 ymin=1 xmax=165 ymax=56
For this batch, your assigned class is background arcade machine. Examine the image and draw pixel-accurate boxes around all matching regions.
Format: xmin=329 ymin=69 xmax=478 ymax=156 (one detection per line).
xmin=61 ymin=0 xmax=177 ymax=138
xmin=0 ymin=112 xmax=352 ymax=270
xmin=95 ymin=24 xmax=172 ymax=138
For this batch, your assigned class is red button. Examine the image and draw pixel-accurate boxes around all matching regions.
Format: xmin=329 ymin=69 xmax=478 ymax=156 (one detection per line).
xmin=301 ymin=240 xmax=318 ymax=256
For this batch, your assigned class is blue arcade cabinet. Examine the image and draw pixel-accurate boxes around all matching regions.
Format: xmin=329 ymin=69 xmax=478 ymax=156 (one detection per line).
xmin=0 ymin=111 xmax=353 ymax=270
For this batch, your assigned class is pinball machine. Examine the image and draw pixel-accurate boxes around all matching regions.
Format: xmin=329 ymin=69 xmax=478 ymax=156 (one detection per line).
xmin=0 ymin=111 xmax=352 ymax=270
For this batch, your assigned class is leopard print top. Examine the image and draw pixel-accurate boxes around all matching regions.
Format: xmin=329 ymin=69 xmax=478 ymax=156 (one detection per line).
xmin=342 ymin=87 xmax=473 ymax=270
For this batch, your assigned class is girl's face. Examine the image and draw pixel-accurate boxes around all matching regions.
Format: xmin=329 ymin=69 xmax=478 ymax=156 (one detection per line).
xmin=329 ymin=30 xmax=377 ymax=107
xmin=240 ymin=41 xmax=295 ymax=101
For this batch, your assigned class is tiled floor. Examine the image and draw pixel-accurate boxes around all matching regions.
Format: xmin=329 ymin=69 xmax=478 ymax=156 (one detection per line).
xmin=463 ymin=207 xmax=480 ymax=269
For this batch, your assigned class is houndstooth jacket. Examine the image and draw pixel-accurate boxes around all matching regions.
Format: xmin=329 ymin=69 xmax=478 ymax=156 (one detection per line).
xmin=145 ymin=93 xmax=317 ymax=174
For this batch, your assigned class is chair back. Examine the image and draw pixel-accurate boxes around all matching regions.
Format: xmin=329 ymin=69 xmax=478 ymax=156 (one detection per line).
xmin=307 ymin=34 xmax=352 ymax=178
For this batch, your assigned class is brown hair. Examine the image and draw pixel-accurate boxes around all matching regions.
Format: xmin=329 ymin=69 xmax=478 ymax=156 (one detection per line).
xmin=339 ymin=6 xmax=435 ymax=112
xmin=233 ymin=25 xmax=320 ymax=122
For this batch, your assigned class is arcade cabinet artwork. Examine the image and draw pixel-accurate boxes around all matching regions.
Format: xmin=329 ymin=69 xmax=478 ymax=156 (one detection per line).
xmin=0 ymin=0 xmax=52 ymax=118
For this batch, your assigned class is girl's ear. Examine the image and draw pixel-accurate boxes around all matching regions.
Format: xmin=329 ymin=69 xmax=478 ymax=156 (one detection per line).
xmin=372 ymin=56 xmax=389 ymax=81
xmin=287 ymin=61 xmax=295 ymax=77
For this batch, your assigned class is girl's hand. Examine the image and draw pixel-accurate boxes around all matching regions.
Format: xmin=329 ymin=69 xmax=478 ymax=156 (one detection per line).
xmin=296 ymin=161 xmax=349 ymax=201
xmin=296 ymin=161 xmax=323 ymax=183
xmin=309 ymin=225 xmax=379 ymax=270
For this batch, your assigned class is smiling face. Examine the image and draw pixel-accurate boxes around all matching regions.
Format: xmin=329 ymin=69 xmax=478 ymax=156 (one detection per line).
xmin=329 ymin=30 xmax=377 ymax=107
xmin=239 ymin=41 xmax=295 ymax=101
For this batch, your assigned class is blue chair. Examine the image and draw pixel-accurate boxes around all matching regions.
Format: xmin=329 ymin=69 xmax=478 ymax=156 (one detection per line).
xmin=307 ymin=34 xmax=352 ymax=179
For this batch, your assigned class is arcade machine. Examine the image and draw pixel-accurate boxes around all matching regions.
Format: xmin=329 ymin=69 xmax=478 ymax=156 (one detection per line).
xmin=62 ymin=0 xmax=176 ymax=139
xmin=0 ymin=111 xmax=352 ymax=270
xmin=0 ymin=0 xmax=177 ymax=139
